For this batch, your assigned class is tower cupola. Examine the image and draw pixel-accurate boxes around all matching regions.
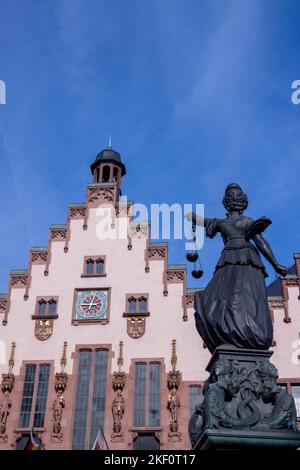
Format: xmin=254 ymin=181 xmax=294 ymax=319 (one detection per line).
xmin=90 ymin=141 xmax=126 ymax=194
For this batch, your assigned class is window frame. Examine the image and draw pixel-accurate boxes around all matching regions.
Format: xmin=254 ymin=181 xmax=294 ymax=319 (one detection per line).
xmin=131 ymin=359 xmax=162 ymax=429
xmin=32 ymin=297 xmax=59 ymax=319
xmin=123 ymin=294 xmax=150 ymax=317
xmin=70 ymin=346 xmax=111 ymax=450
xmin=81 ymin=256 xmax=106 ymax=278
xmin=17 ymin=361 xmax=52 ymax=432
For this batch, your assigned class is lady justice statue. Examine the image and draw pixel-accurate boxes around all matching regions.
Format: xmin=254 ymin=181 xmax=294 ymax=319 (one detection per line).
xmin=187 ymin=183 xmax=287 ymax=353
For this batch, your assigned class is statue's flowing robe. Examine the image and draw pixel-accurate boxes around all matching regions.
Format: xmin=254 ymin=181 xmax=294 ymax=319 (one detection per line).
xmin=194 ymin=218 xmax=273 ymax=353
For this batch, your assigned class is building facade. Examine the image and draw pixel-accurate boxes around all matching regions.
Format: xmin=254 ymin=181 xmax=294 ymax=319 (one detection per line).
xmin=0 ymin=146 xmax=299 ymax=450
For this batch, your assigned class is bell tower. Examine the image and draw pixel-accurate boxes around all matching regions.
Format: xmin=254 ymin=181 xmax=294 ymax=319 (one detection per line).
xmin=90 ymin=140 xmax=126 ymax=195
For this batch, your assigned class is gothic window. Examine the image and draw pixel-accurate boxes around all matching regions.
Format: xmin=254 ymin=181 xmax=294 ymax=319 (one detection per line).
xmin=35 ymin=298 xmax=58 ymax=318
xmin=86 ymin=259 xmax=94 ymax=275
xmin=133 ymin=362 xmax=161 ymax=427
xmin=18 ymin=364 xmax=50 ymax=429
xmin=127 ymin=295 xmax=148 ymax=314
xmin=189 ymin=385 xmax=202 ymax=417
xmin=38 ymin=300 xmax=46 ymax=316
xmin=47 ymin=299 xmax=57 ymax=317
xmin=83 ymin=257 xmax=106 ymax=277
xmin=95 ymin=259 xmax=104 ymax=276
xmin=148 ymin=363 xmax=161 ymax=426
xmin=71 ymin=349 xmax=109 ymax=450
xmin=291 ymin=385 xmax=300 ymax=418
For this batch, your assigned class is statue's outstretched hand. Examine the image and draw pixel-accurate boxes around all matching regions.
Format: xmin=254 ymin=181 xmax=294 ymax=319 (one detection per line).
xmin=275 ymin=264 xmax=287 ymax=277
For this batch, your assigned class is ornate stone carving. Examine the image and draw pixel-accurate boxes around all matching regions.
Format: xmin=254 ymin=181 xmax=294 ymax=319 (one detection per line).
xmin=88 ymin=187 xmax=114 ymax=204
xmin=148 ymin=247 xmax=167 ymax=259
xmin=31 ymin=251 xmax=47 ymax=263
xmin=188 ymin=351 xmax=300 ymax=448
xmin=51 ymin=229 xmax=67 ymax=241
xmin=52 ymin=390 xmax=65 ymax=435
xmin=127 ymin=317 xmax=146 ymax=339
xmin=0 ymin=298 xmax=7 ymax=313
xmin=69 ymin=206 xmax=86 ymax=218
xmin=11 ymin=275 xmax=27 ymax=287
xmin=166 ymin=270 xmax=184 ymax=282
xmin=185 ymin=293 xmax=195 ymax=308
xmin=34 ymin=319 xmax=53 ymax=341
xmin=167 ymin=340 xmax=181 ymax=441
xmin=0 ymin=343 xmax=15 ymax=440
xmin=52 ymin=342 xmax=68 ymax=441
xmin=111 ymin=342 xmax=126 ymax=442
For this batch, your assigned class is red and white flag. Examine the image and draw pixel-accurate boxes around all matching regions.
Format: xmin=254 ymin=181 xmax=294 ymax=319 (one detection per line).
xmin=92 ymin=427 xmax=108 ymax=450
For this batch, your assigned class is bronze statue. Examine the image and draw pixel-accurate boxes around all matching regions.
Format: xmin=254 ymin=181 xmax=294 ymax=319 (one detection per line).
xmin=187 ymin=183 xmax=287 ymax=352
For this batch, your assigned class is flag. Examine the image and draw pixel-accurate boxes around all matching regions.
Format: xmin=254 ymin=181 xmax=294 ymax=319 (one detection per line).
xmin=92 ymin=427 xmax=108 ymax=450
xmin=25 ymin=429 xmax=44 ymax=450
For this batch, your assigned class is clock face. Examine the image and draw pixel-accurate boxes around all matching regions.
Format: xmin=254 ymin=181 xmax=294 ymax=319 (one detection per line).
xmin=75 ymin=290 xmax=108 ymax=321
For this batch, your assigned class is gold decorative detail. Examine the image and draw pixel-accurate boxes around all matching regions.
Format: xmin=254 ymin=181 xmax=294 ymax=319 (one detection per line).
xmin=52 ymin=342 xmax=68 ymax=440
xmin=111 ymin=341 xmax=126 ymax=442
xmin=35 ymin=319 xmax=53 ymax=341
xmin=60 ymin=341 xmax=67 ymax=373
xmin=127 ymin=317 xmax=146 ymax=339
xmin=167 ymin=339 xmax=181 ymax=441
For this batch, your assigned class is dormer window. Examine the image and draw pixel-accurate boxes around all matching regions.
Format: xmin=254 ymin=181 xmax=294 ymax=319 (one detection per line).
xmin=82 ymin=256 xmax=106 ymax=277
xmin=33 ymin=297 xmax=58 ymax=319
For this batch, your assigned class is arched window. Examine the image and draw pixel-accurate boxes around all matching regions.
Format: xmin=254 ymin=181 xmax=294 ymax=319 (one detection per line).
xmin=48 ymin=300 xmax=57 ymax=316
xmin=113 ymin=167 xmax=118 ymax=182
xmin=86 ymin=259 xmax=94 ymax=275
xmin=96 ymin=259 xmax=104 ymax=275
xmin=38 ymin=301 xmax=46 ymax=316
xmin=128 ymin=297 xmax=137 ymax=314
xmin=138 ymin=297 xmax=147 ymax=314
xmin=102 ymin=165 xmax=110 ymax=182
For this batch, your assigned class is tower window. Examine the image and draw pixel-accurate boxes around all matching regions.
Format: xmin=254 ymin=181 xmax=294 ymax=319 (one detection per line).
xmin=83 ymin=256 xmax=106 ymax=277
xmin=102 ymin=165 xmax=110 ymax=182
xmin=38 ymin=300 xmax=46 ymax=316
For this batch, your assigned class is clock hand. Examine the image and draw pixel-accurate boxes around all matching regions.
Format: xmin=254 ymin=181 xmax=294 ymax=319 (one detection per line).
xmin=89 ymin=292 xmax=97 ymax=310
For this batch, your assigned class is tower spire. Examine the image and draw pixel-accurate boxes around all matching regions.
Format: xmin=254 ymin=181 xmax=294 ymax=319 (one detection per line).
xmin=108 ymin=135 xmax=112 ymax=149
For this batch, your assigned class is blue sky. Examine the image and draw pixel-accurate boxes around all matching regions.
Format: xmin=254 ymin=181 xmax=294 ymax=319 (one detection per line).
xmin=1 ymin=0 xmax=300 ymax=293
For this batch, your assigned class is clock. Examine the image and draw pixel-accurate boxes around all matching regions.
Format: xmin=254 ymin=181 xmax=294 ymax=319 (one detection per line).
xmin=75 ymin=290 xmax=108 ymax=321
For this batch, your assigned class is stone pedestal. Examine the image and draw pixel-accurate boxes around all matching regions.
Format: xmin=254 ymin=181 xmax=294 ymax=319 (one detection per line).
xmin=189 ymin=346 xmax=300 ymax=450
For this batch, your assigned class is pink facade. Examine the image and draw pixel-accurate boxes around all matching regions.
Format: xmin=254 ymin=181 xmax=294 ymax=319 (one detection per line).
xmin=0 ymin=148 xmax=299 ymax=450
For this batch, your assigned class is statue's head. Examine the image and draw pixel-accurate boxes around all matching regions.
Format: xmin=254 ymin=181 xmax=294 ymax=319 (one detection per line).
xmin=223 ymin=183 xmax=248 ymax=214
